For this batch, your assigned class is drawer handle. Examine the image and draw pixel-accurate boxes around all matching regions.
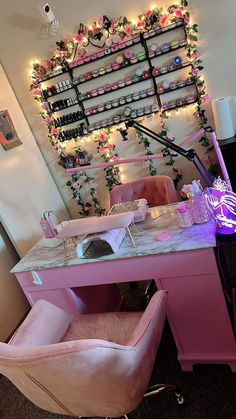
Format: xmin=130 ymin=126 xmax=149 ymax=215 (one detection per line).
xmin=32 ymin=271 xmax=43 ymax=286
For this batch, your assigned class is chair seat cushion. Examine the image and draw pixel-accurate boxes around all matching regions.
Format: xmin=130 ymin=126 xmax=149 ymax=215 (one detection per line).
xmin=62 ymin=311 xmax=143 ymax=345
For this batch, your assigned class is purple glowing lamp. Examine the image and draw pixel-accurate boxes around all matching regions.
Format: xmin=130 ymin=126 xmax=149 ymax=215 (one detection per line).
xmin=205 ymin=177 xmax=236 ymax=236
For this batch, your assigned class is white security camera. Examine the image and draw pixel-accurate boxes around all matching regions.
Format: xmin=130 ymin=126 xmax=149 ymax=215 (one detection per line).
xmin=41 ymin=3 xmax=56 ymax=24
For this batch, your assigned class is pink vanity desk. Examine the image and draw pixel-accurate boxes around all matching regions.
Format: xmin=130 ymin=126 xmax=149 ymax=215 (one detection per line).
xmin=11 ymin=204 xmax=236 ymax=371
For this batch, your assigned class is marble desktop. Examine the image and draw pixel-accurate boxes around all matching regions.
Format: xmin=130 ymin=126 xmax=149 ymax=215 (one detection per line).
xmin=11 ymin=204 xmax=216 ymax=274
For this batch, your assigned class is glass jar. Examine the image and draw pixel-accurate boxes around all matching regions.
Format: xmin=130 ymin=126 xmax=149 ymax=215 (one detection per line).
xmin=187 ymin=194 xmax=211 ymax=224
xmin=175 ymin=204 xmax=193 ymax=228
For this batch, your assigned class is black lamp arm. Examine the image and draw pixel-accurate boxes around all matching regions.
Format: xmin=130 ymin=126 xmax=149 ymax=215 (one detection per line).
xmin=125 ymin=119 xmax=213 ymax=186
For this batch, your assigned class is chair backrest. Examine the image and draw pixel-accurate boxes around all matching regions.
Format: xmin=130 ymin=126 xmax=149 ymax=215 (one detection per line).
xmin=0 ymin=291 xmax=167 ymax=418
xmin=110 ymin=175 xmax=178 ymax=208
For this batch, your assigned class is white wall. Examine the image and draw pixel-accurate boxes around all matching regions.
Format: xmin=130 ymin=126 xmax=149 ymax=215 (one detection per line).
xmin=0 ymin=222 xmax=29 ymax=341
xmin=0 ymin=64 xmax=68 ymax=256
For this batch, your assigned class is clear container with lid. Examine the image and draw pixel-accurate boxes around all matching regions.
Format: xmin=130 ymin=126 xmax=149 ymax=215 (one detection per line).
xmin=175 ymin=203 xmax=193 ymax=228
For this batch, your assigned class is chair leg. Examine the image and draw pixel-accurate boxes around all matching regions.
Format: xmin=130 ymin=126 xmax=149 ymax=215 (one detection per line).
xmin=144 ymin=383 xmax=185 ymax=405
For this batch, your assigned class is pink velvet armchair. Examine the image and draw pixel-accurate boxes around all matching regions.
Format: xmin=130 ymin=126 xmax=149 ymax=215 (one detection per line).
xmin=0 ymin=291 xmax=184 ymax=418
xmin=110 ymin=175 xmax=178 ymax=208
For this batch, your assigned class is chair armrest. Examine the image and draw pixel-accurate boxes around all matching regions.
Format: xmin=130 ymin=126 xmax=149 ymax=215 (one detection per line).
xmin=10 ymin=300 xmax=73 ymax=347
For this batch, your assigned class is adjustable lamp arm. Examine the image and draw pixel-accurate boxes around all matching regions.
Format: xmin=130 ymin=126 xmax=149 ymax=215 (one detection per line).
xmin=125 ymin=119 xmax=213 ymax=187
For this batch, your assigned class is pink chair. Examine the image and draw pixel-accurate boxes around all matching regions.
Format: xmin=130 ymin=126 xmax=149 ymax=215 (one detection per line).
xmin=110 ymin=175 xmax=178 ymax=208
xmin=0 ymin=291 xmax=184 ymax=418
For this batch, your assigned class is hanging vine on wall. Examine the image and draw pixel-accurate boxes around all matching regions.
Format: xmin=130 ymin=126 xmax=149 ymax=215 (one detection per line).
xmin=95 ymin=130 xmax=122 ymax=191
xmin=29 ymin=0 xmax=213 ymax=213
xmin=135 ymin=128 xmax=157 ymax=177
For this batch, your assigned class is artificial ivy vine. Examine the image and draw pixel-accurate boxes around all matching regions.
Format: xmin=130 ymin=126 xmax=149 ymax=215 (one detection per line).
xmin=30 ymin=0 xmax=213 ymax=213
xmin=135 ymin=128 xmax=158 ymax=177
xmin=96 ymin=130 xmax=122 ymax=191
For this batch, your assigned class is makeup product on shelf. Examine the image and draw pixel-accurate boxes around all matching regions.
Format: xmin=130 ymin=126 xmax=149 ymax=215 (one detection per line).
xmin=79 ymin=75 xmax=86 ymax=83
xmin=131 ymin=110 xmax=137 ymax=118
xmin=111 ymin=82 xmax=118 ymax=90
xmin=124 ymin=107 xmax=132 ymax=117
xmin=116 ymin=55 xmax=124 ymax=65
xmin=132 ymin=75 xmax=140 ymax=83
xmin=162 ymin=80 xmax=170 ymax=90
xmin=137 ymin=108 xmax=144 ymax=116
xmin=85 ymin=72 xmax=93 ymax=80
xmin=91 ymin=52 xmax=97 ymax=60
xmin=143 ymin=70 xmax=151 ymax=79
xmin=186 ymin=94 xmax=196 ymax=103
xmin=113 ymin=116 xmax=120 ymax=124
xmin=174 ymin=56 xmax=182 ymax=65
xmin=106 ymin=101 xmax=112 ymax=110
xmin=126 ymin=94 xmax=132 ymax=103
xmin=91 ymin=89 xmax=98 ymax=97
xmin=186 ymin=77 xmax=193 ymax=85
xmin=171 ymin=40 xmax=179 ymax=49
xmin=98 ymin=87 xmax=105 ymax=95
xmin=119 ymin=97 xmax=126 ymax=105
xmin=179 ymin=39 xmax=187 ymax=47
xmin=140 ymin=90 xmax=148 ymax=99
xmin=151 ymin=104 xmax=159 ymax=113
xmin=105 ymin=64 xmax=112 ymax=72
xmin=136 ymin=67 xmax=144 ymax=77
xmin=112 ymin=34 xmax=121 ymax=44
xmin=118 ymin=42 xmax=126 ymax=49
xmin=125 ymin=77 xmax=132 ymax=85
xmin=105 ymin=38 xmax=112 ymax=47
xmin=153 ymin=67 xmax=160 ymax=76
xmin=133 ymin=92 xmax=140 ymax=100
xmin=112 ymin=62 xmax=120 ymax=70
xmin=83 ymin=52 xmax=91 ymax=62
xmin=144 ymin=106 xmax=151 ymax=114
xmin=160 ymin=66 xmax=168 ymax=74
xmin=111 ymin=45 xmax=119 ymax=52
xmin=177 ymin=80 xmax=186 ymax=88
xmin=170 ymin=81 xmax=177 ymax=89
xmin=126 ymin=39 xmax=133 ymax=47
xmin=168 ymin=100 xmax=177 ymax=108
xmin=137 ymin=52 xmax=146 ymax=61
xmin=97 ymin=50 xmax=105 ymax=58
xmin=147 ymin=87 xmax=155 ymax=96
xmin=92 ymin=70 xmax=99 ymax=77
xmin=112 ymin=99 xmax=119 ymax=107
xmin=155 ymin=47 xmax=162 ymax=55
xmin=105 ymin=84 xmax=112 ymax=92
xmin=118 ymin=80 xmax=125 ymax=88
xmin=161 ymin=43 xmax=171 ymax=53
xmin=98 ymin=104 xmax=105 ymax=112
xmin=124 ymin=49 xmax=133 ymax=59
xmin=130 ymin=55 xmax=138 ymax=64
xmin=99 ymin=67 xmax=106 ymax=75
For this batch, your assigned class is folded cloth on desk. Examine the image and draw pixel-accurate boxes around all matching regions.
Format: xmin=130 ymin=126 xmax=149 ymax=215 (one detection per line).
xmin=76 ymin=228 xmax=126 ymax=258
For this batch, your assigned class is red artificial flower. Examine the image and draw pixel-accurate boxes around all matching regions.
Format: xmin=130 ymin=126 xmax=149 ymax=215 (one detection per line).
xmin=74 ymin=34 xmax=84 ymax=43
xmin=98 ymin=16 xmax=104 ymax=27
xmin=98 ymin=132 xmax=107 ymax=142
xmin=32 ymin=88 xmax=42 ymax=96
xmin=51 ymin=128 xmax=60 ymax=137
xmin=184 ymin=16 xmax=190 ymax=24
xmin=125 ymin=25 xmax=132 ymax=36
xmin=108 ymin=143 xmax=115 ymax=150
xmin=44 ymin=117 xmax=53 ymax=125
xmin=159 ymin=15 xmax=168 ymax=27
xmin=111 ymin=18 xmax=117 ymax=31
xmin=146 ymin=9 xmax=152 ymax=18
xmin=98 ymin=146 xmax=105 ymax=153
xmin=202 ymin=93 xmax=210 ymax=104
xmin=83 ymin=25 xmax=89 ymax=36
xmin=175 ymin=8 xmax=184 ymax=19
xmin=137 ymin=20 xmax=145 ymax=29
xmin=111 ymin=155 xmax=119 ymax=162
xmin=41 ymin=102 xmax=50 ymax=110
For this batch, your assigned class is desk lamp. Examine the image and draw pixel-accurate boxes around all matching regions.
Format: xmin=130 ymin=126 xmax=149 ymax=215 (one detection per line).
xmin=123 ymin=119 xmax=236 ymax=237
xmin=123 ymin=119 xmax=214 ymax=187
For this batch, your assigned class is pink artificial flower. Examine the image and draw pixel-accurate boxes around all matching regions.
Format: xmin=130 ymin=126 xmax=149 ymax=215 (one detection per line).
xmin=98 ymin=16 xmax=104 ymax=27
xmin=192 ymin=52 xmax=200 ymax=60
xmin=32 ymin=81 xmax=39 ymax=88
xmin=98 ymin=146 xmax=105 ymax=153
xmin=159 ymin=15 xmax=168 ymax=27
xmin=137 ymin=20 xmax=145 ymax=29
xmin=192 ymin=69 xmax=201 ymax=76
xmin=146 ymin=9 xmax=152 ymax=18
xmin=184 ymin=16 xmax=191 ymax=24
xmin=111 ymin=155 xmax=119 ymax=162
xmin=125 ymin=25 xmax=132 ymax=36
xmin=202 ymin=93 xmax=210 ymax=104
xmin=175 ymin=8 xmax=184 ymax=19
xmin=41 ymin=102 xmax=50 ymax=110
xmin=32 ymin=88 xmax=42 ymax=96
xmin=98 ymin=132 xmax=107 ymax=142
xmin=111 ymin=18 xmax=117 ymax=31
xmin=51 ymin=127 xmax=60 ymax=137
xmin=83 ymin=25 xmax=89 ymax=36
xmin=74 ymin=34 xmax=84 ymax=43
xmin=108 ymin=143 xmax=114 ymax=150
xmin=44 ymin=117 xmax=53 ymax=125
